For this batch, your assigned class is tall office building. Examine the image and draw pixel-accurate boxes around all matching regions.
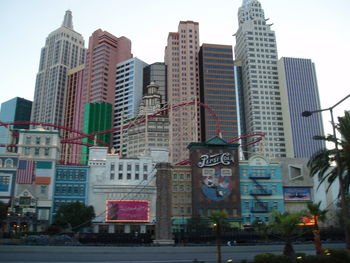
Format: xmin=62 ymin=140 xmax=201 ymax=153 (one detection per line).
xmin=278 ymin=57 xmax=325 ymax=158
xmin=113 ymin=58 xmax=148 ymax=153
xmin=234 ymin=0 xmax=287 ymax=158
xmin=0 ymin=97 xmax=32 ymax=153
xmin=199 ymin=44 xmax=239 ymax=142
xmin=143 ymin=62 xmax=167 ymax=107
xmin=31 ymin=10 xmax=85 ymax=126
xmin=61 ymin=65 xmax=85 ymax=164
xmin=74 ymin=29 xmax=132 ymax=162
xmin=165 ymin=21 xmax=201 ymax=164
xmin=81 ymin=102 xmax=113 ymax=164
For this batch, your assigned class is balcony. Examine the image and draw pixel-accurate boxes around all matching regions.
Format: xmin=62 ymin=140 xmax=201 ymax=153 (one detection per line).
xmin=249 ymin=173 xmax=271 ymax=179
xmin=250 ymin=189 xmax=272 ymax=195
xmin=251 ymin=206 xmax=270 ymax=213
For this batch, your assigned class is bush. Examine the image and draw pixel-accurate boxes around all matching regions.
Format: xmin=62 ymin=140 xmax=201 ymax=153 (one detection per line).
xmin=254 ymin=253 xmax=292 ymax=263
xmin=298 ymin=249 xmax=349 ymax=263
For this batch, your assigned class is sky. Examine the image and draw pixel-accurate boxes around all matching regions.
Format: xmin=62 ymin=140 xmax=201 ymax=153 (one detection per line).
xmin=1 ymin=0 xmax=349 ymax=137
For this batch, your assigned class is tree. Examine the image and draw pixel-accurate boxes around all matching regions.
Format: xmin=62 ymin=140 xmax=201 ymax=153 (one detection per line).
xmin=308 ymin=111 xmax=350 ymax=251
xmin=268 ymin=211 xmax=304 ymax=263
xmin=53 ymin=202 xmax=95 ymax=232
xmin=305 ymin=202 xmax=328 ymax=255
xmin=208 ymin=210 xmax=228 ymax=263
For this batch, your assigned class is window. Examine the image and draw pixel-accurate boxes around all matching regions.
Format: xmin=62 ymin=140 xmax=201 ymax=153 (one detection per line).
xmin=127 ymin=173 xmax=131 ymax=180
xmin=45 ymin=137 xmax=51 ymax=145
xmin=24 ymin=147 xmax=30 ymax=155
xmin=25 ymin=136 xmax=31 ymax=145
xmin=44 ymin=148 xmax=50 ymax=156
xmin=173 ymin=184 xmax=178 ymax=192
xmin=4 ymin=159 xmax=13 ymax=168
xmin=34 ymin=148 xmax=40 ymax=156
xmin=40 ymin=185 xmax=47 ymax=194
xmin=35 ymin=136 xmax=41 ymax=145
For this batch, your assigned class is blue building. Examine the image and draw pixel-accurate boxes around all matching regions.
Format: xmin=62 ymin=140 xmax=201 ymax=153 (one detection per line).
xmin=52 ymin=165 xmax=89 ymax=218
xmin=278 ymin=57 xmax=325 ymax=158
xmin=0 ymin=97 xmax=32 ymax=153
xmin=113 ymin=58 xmax=148 ymax=153
xmin=240 ymin=155 xmax=284 ymax=225
xmin=0 ymin=154 xmax=18 ymax=205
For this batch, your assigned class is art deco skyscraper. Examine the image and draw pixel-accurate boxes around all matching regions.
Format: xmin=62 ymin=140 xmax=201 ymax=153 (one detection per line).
xmin=278 ymin=57 xmax=325 ymax=158
xmin=234 ymin=0 xmax=287 ymax=158
xmin=165 ymin=21 xmax=201 ymax=164
xmin=31 ymin=10 xmax=85 ymax=126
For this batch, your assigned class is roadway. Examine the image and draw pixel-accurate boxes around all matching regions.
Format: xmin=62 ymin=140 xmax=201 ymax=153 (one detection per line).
xmin=0 ymin=242 xmax=345 ymax=263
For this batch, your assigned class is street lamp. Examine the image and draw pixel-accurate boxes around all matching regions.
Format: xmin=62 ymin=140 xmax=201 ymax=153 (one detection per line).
xmin=301 ymin=93 xmax=350 ymax=250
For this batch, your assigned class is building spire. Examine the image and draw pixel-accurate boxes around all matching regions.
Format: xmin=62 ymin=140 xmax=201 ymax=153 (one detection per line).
xmin=62 ymin=10 xmax=73 ymax=29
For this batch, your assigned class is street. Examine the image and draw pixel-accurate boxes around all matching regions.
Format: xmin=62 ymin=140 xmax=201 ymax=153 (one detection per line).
xmin=0 ymin=243 xmax=345 ymax=263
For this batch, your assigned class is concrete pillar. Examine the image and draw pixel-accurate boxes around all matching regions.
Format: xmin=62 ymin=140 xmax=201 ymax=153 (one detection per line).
xmin=108 ymin=223 xmax=114 ymax=233
xmin=124 ymin=224 xmax=130 ymax=233
xmin=154 ymin=163 xmax=174 ymax=245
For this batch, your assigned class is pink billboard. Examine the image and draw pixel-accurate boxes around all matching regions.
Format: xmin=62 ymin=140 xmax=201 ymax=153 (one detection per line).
xmin=106 ymin=200 xmax=150 ymax=222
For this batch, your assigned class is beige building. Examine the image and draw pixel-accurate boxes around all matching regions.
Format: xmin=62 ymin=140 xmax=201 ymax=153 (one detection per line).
xmin=165 ymin=21 xmax=201 ymax=164
xmin=127 ymin=83 xmax=169 ymax=158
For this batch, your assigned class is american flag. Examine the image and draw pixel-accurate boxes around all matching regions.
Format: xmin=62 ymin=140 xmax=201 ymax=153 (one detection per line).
xmin=16 ymin=160 xmax=35 ymax=184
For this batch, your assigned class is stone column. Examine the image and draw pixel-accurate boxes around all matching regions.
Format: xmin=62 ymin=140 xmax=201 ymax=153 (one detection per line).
xmin=153 ymin=162 xmax=174 ymax=245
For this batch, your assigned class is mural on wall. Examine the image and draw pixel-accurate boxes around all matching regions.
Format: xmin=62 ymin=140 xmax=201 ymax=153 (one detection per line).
xmin=199 ymin=153 xmax=234 ymax=201
xmin=105 ymin=200 xmax=150 ymax=222
xmin=283 ymin=187 xmax=311 ymax=201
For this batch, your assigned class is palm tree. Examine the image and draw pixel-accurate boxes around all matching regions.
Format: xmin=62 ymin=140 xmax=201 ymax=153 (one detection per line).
xmin=268 ymin=211 xmax=304 ymax=263
xmin=208 ymin=210 xmax=228 ymax=263
xmin=305 ymin=202 xmax=328 ymax=255
xmin=308 ymin=111 xmax=350 ymax=251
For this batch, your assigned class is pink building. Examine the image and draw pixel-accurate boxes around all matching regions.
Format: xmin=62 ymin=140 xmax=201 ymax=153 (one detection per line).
xmin=165 ymin=21 xmax=201 ymax=164
xmin=71 ymin=30 xmax=132 ymax=163
xmin=61 ymin=65 xmax=85 ymax=164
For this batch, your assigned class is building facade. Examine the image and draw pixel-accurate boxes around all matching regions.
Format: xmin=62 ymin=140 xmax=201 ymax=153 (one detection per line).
xmin=0 ymin=97 xmax=32 ymax=153
xmin=61 ymin=65 xmax=85 ymax=165
xmin=87 ymin=146 xmax=168 ymax=234
xmin=81 ymin=102 xmax=113 ymax=164
xmin=143 ymin=62 xmax=167 ymax=107
xmin=278 ymin=57 xmax=325 ymax=158
xmin=31 ymin=10 xmax=85 ymax=126
xmin=113 ymin=58 xmax=148 ymax=153
xmin=199 ymin=44 xmax=238 ymax=142
xmin=11 ymin=128 xmax=60 ymax=231
xmin=165 ymin=21 xmax=201 ymax=164
xmin=240 ymin=155 xmax=284 ymax=225
xmin=127 ymin=83 xmax=169 ymax=158
xmin=234 ymin=0 xmax=287 ymax=158
xmin=53 ymin=165 xmax=89 ymax=222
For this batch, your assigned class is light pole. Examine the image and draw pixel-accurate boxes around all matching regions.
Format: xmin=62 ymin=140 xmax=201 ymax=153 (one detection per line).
xmin=302 ymin=93 xmax=350 ymax=251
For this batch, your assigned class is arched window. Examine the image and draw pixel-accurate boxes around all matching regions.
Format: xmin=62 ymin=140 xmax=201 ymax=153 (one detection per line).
xmin=5 ymin=158 xmax=13 ymax=168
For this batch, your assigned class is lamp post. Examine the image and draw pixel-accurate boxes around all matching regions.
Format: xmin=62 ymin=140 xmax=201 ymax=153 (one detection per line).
xmin=302 ymin=93 xmax=350 ymax=251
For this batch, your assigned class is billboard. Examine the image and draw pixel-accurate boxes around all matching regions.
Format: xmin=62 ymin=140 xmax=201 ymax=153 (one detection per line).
xmin=283 ymin=187 xmax=312 ymax=201
xmin=106 ymin=200 xmax=150 ymax=222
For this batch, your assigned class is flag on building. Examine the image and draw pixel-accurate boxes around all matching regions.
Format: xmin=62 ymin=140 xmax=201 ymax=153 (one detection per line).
xmin=16 ymin=160 xmax=35 ymax=184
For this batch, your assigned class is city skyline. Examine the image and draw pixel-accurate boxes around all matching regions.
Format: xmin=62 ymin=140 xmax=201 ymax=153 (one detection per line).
xmin=1 ymin=0 xmax=349 ymax=138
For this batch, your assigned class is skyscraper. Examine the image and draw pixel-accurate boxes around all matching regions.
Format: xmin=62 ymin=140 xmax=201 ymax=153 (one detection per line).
xmin=234 ymin=0 xmax=287 ymax=158
xmin=165 ymin=21 xmax=201 ymax=164
xmin=143 ymin=62 xmax=167 ymax=107
xmin=113 ymin=58 xmax=148 ymax=153
xmin=0 ymin=97 xmax=32 ymax=153
xmin=31 ymin=10 xmax=85 ymax=126
xmin=199 ymin=44 xmax=239 ymax=142
xmin=74 ymin=29 xmax=132 ymax=162
xmin=278 ymin=57 xmax=325 ymax=158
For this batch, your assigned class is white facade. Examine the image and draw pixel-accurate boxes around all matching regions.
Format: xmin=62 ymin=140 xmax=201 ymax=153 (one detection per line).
xmin=234 ymin=0 xmax=287 ymax=158
xmin=113 ymin=58 xmax=148 ymax=152
xmin=88 ymin=146 xmax=168 ymax=233
xmin=31 ymin=10 xmax=85 ymax=126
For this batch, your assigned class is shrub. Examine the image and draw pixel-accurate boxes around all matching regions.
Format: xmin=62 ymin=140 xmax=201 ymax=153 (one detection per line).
xmin=254 ymin=253 xmax=292 ymax=263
